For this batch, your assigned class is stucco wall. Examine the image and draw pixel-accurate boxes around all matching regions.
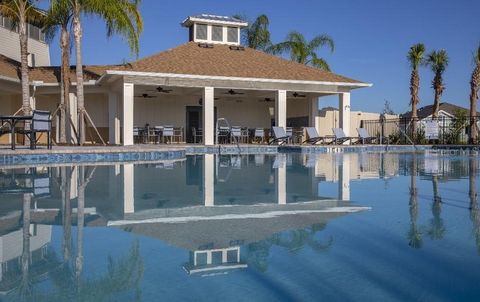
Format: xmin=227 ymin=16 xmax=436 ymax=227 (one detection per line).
xmin=317 ymin=109 xmax=398 ymax=136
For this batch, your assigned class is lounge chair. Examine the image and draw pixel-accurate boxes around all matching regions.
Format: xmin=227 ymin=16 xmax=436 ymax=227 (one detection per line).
xmin=303 ymin=127 xmax=330 ymax=144
xmin=330 ymin=128 xmax=358 ymax=145
xmin=356 ymin=128 xmax=377 ymax=144
xmin=17 ymin=110 xmax=52 ymax=149
xmin=268 ymin=127 xmax=290 ymax=145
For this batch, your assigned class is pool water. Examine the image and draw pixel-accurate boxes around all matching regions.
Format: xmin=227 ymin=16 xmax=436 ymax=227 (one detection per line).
xmin=0 ymin=151 xmax=479 ymax=301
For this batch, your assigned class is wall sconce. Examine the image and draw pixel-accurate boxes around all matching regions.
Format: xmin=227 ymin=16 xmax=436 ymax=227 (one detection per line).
xmin=344 ymin=105 xmax=351 ymax=110
xmin=268 ymin=107 xmax=275 ymax=117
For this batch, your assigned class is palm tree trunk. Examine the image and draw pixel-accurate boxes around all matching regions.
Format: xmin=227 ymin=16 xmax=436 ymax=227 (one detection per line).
xmin=73 ymin=7 xmax=85 ymax=145
xmin=469 ymin=157 xmax=479 ymax=252
xmin=469 ymin=66 xmax=479 ymax=144
xmin=59 ymin=26 xmax=70 ymax=144
xmin=62 ymin=167 xmax=72 ymax=262
xmin=18 ymin=13 xmax=31 ymax=115
xmin=410 ymin=70 xmax=419 ymax=137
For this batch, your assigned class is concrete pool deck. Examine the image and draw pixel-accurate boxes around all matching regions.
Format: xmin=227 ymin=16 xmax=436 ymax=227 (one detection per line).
xmin=0 ymin=143 xmax=478 ymax=166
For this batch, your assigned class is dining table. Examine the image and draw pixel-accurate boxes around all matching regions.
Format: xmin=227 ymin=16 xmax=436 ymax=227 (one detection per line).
xmin=0 ymin=115 xmax=33 ymax=150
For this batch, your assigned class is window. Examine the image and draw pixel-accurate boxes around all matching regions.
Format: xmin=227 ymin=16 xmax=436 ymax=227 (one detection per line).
xmin=28 ymin=23 xmax=40 ymax=40
xmin=211 ymin=25 xmax=223 ymax=42
xmin=227 ymin=27 xmax=238 ymax=43
xmin=195 ymin=23 xmax=207 ymax=40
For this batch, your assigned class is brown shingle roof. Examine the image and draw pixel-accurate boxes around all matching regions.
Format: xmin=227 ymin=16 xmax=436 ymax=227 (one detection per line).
xmin=0 ymin=42 xmax=367 ymax=84
xmin=401 ymin=102 xmax=480 ymax=119
xmin=123 ymin=42 xmax=365 ymax=83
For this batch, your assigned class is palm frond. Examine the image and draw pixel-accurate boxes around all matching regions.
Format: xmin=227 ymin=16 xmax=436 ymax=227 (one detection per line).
xmin=308 ymin=34 xmax=334 ymax=53
xmin=310 ymin=53 xmax=331 ymax=71
xmin=407 ymin=43 xmax=426 ymax=70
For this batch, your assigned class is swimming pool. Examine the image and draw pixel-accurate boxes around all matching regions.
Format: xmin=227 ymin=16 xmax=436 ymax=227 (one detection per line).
xmin=0 ymin=151 xmax=478 ymax=301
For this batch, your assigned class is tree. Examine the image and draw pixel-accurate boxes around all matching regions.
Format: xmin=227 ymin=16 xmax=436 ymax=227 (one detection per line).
xmin=426 ymin=50 xmax=449 ymax=118
xmin=0 ymin=0 xmax=44 ymax=115
xmin=234 ymin=14 xmax=272 ymax=51
xmin=70 ymin=0 xmax=143 ymax=145
xmin=44 ymin=0 xmax=73 ymax=144
xmin=469 ymin=44 xmax=480 ymax=144
xmin=407 ymin=43 xmax=426 ymax=135
xmin=270 ymin=31 xmax=334 ymax=71
xmin=382 ymin=100 xmax=395 ymax=115
xmin=407 ymin=153 xmax=423 ymax=248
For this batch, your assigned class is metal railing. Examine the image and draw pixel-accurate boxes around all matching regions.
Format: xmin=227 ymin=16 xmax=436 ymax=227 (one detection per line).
xmin=361 ymin=116 xmax=480 ymax=145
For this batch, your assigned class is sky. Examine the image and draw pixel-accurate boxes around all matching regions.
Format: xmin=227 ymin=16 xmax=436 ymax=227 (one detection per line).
xmin=39 ymin=0 xmax=480 ymax=114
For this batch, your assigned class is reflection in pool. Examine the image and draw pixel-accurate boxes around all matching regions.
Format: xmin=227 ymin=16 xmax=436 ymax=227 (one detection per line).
xmin=0 ymin=151 xmax=479 ymax=301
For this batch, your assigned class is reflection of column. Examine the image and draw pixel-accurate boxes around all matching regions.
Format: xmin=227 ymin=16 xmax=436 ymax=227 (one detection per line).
xmin=204 ymin=154 xmax=215 ymax=207
xmin=338 ymin=154 xmax=350 ymax=201
xmin=123 ymin=164 xmax=135 ymax=214
xmin=275 ymin=155 xmax=287 ymax=205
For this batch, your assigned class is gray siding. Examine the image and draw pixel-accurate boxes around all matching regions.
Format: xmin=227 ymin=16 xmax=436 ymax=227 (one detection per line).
xmin=0 ymin=27 xmax=50 ymax=66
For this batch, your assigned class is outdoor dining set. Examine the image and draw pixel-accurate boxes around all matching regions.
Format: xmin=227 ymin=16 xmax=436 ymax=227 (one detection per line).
xmin=133 ymin=124 xmax=378 ymax=145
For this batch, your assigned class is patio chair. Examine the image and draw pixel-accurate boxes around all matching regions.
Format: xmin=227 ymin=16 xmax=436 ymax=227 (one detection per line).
xmin=303 ymin=127 xmax=330 ymax=145
xmin=217 ymin=126 xmax=230 ymax=144
xmin=356 ymin=128 xmax=377 ymax=144
xmin=254 ymin=128 xmax=265 ymax=143
xmin=268 ymin=127 xmax=290 ymax=145
xmin=230 ymin=126 xmax=243 ymax=144
xmin=17 ymin=110 xmax=52 ymax=149
xmin=192 ymin=127 xmax=202 ymax=144
xmin=286 ymin=127 xmax=293 ymax=144
xmin=163 ymin=126 xmax=174 ymax=143
xmin=330 ymin=128 xmax=358 ymax=145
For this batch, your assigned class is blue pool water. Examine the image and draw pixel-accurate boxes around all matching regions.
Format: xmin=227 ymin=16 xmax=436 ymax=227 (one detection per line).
xmin=0 ymin=151 xmax=479 ymax=301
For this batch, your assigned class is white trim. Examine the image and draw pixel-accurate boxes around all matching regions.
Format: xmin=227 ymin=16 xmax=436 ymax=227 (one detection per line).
xmin=28 ymin=80 xmax=97 ymax=87
xmin=0 ymin=75 xmax=20 ymax=83
xmin=182 ymin=17 xmax=248 ymax=28
xmin=100 ymin=70 xmax=372 ymax=88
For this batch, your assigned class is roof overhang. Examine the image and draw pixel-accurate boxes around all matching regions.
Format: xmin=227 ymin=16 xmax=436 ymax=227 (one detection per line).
xmin=181 ymin=16 xmax=248 ymax=28
xmin=97 ymin=70 xmax=372 ymax=94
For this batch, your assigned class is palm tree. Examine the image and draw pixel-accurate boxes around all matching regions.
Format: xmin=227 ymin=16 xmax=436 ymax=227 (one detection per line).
xmin=234 ymin=14 xmax=272 ymax=51
xmin=407 ymin=43 xmax=426 ymax=137
xmin=469 ymin=44 xmax=480 ymax=144
xmin=0 ymin=1 xmax=44 ymax=116
xmin=70 ymin=0 xmax=143 ymax=145
xmin=426 ymin=50 xmax=449 ymax=118
xmin=44 ymin=0 xmax=74 ymax=144
xmin=270 ymin=31 xmax=334 ymax=71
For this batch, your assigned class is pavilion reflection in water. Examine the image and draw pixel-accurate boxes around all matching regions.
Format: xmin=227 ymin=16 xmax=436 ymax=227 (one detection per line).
xmin=0 ymin=151 xmax=477 ymax=293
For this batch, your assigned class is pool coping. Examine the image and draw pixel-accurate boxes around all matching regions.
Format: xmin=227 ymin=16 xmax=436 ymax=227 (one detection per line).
xmin=0 ymin=144 xmax=478 ymax=166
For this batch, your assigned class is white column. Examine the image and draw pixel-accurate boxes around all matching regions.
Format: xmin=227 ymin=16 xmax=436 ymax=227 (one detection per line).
xmin=339 ymin=92 xmax=351 ymax=137
xmin=203 ymin=154 xmax=215 ymax=206
xmin=338 ymin=154 xmax=350 ymax=201
xmin=122 ymin=83 xmax=134 ymax=146
xmin=108 ymin=92 xmax=120 ymax=145
xmin=275 ymin=154 xmax=287 ymax=205
xmin=275 ymin=90 xmax=287 ymax=128
xmin=123 ymin=164 xmax=134 ymax=214
xmin=310 ymin=96 xmax=320 ymax=133
xmin=203 ymin=87 xmax=215 ymax=146
xmin=67 ymin=92 xmax=78 ymax=144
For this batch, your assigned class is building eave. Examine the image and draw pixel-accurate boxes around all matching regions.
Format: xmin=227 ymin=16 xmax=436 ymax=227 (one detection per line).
xmin=98 ymin=70 xmax=372 ymax=90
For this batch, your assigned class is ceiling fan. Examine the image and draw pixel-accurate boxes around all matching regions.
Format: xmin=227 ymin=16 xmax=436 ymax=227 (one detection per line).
xmin=146 ymin=86 xmax=173 ymax=93
xmin=135 ymin=93 xmax=156 ymax=98
xmin=224 ymin=89 xmax=244 ymax=95
xmin=292 ymin=92 xmax=306 ymax=98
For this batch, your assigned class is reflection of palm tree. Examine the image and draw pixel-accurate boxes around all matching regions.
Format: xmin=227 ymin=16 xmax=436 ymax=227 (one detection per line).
xmin=428 ymin=176 xmax=445 ymax=240
xmin=61 ymin=167 xmax=73 ymax=263
xmin=246 ymin=223 xmax=333 ymax=271
xmin=407 ymin=154 xmax=423 ymax=248
xmin=469 ymin=157 xmax=480 ymax=253
xmin=19 ymin=193 xmax=32 ymax=299
xmin=29 ymin=241 xmax=143 ymax=301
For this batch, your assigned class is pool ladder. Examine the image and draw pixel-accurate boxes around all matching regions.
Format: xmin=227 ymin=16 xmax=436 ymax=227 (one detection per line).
xmin=215 ymin=118 xmax=241 ymax=155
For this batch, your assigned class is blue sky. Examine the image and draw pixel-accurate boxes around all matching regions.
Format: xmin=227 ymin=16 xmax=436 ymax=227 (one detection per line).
xmin=40 ymin=0 xmax=480 ymax=114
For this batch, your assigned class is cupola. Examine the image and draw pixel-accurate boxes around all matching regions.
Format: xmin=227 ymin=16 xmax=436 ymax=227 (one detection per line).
xmin=181 ymin=14 xmax=248 ymax=46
